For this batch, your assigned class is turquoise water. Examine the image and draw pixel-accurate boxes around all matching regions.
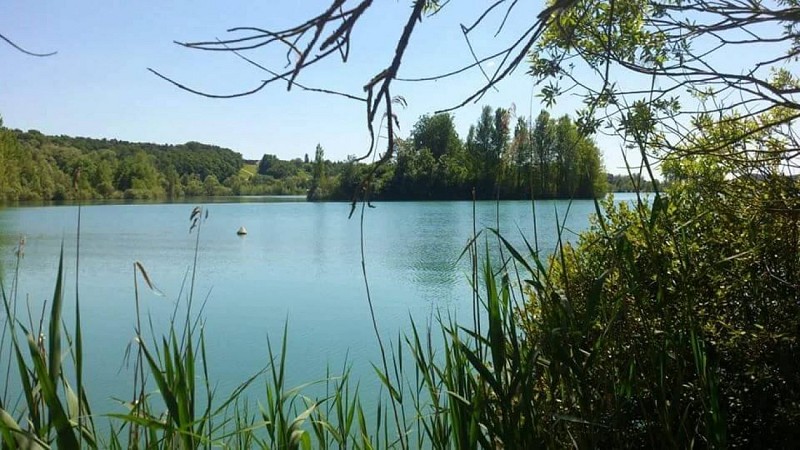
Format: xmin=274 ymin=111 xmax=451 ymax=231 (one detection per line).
xmin=0 ymin=196 xmax=622 ymax=414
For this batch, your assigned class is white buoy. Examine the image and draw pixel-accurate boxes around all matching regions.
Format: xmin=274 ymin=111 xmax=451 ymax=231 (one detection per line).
xmin=237 ymin=226 xmax=247 ymax=235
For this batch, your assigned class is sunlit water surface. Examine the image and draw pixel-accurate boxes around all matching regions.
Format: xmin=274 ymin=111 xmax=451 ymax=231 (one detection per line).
xmin=0 ymin=195 xmax=639 ymax=415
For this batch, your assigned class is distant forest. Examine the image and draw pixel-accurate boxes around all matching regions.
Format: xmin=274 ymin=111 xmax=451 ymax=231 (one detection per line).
xmin=0 ymin=111 xmax=654 ymax=202
xmin=312 ymin=107 xmax=611 ymax=201
xmin=0 ymin=119 xmax=316 ymax=201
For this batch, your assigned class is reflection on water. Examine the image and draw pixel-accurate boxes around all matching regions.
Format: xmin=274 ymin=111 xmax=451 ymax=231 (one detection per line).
xmin=0 ymin=196 xmax=632 ymax=413
xmin=1 ymin=195 xmax=307 ymax=209
xmin=396 ymin=202 xmax=464 ymax=298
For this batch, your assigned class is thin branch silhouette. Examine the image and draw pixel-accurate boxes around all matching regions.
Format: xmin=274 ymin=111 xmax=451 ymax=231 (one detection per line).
xmin=0 ymin=32 xmax=57 ymax=57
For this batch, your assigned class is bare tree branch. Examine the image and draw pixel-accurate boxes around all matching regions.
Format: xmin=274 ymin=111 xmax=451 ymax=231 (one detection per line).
xmin=0 ymin=32 xmax=56 ymax=57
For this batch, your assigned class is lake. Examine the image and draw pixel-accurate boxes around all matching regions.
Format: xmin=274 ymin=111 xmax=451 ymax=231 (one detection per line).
xmin=0 ymin=196 xmax=628 ymax=415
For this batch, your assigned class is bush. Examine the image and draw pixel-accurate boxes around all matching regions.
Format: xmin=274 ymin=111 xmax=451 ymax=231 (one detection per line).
xmin=524 ymin=165 xmax=800 ymax=447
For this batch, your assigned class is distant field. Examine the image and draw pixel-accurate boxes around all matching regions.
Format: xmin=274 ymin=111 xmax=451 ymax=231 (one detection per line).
xmin=239 ymin=163 xmax=258 ymax=178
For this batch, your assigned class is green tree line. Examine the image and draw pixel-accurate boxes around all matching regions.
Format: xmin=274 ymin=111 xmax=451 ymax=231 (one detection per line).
xmin=0 ymin=121 xmax=246 ymax=200
xmin=314 ymin=106 xmax=609 ymax=201
xmin=0 ymin=121 xmax=322 ymax=201
xmin=2 ymin=111 xmax=631 ymax=203
xmin=606 ymin=173 xmax=661 ymax=192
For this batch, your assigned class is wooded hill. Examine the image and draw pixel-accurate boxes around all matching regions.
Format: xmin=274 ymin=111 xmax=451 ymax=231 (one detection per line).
xmin=1 ymin=110 xmax=642 ymax=202
xmin=0 ymin=123 xmax=245 ymax=200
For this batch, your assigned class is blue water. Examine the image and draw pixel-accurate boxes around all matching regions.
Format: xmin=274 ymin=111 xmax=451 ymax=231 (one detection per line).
xmin=0 ymin=196 xmax=629 ymax=416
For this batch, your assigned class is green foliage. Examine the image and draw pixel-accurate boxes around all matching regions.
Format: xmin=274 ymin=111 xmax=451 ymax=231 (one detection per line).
xmin=404 ymin=251 xmax=554 ymax=448
xmin=521 ymin=3 xmax=800 ymax=442
xmin=606 ymin=173 xmax=660 ymax=192
xmin=4 ymin=0 xmax=797 ymax=445
xmin=515 ymin=111 xmax=608 ymax=198
xmin=3 ymin=166 xmax=796 ymax=447
xmin=117 ymin=151 xmax=165 ymax=199
xmin=307 ymin=144 xmax=329 ymax=201
xmin=521 ymin=127 xmax=800 ymax=446
xmin=0 ymin=243 xmax=96 ymax=449
xmin=410 ymin=113 xmax=462 ymax=160
xmin=0 ymin=112 xmax=613 ymax=203
xmin=0 ymin=206 xmax=389 ymax=449
xmin=321 ymin=107 xmax=608 ymax=201
xmin=257 ymin=154 xmax=277 ymax=176
xmin=0 ymin=122 xmax=321 ymax=201
xmin=0 ymin=212 xmax=561 ymax=449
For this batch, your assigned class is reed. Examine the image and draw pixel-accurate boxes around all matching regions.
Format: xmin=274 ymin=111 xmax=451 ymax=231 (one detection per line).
xmin=1 ymin=169 xmax=797 ymax=448
xmin=0 ymin=243 xmax=95 ymax=449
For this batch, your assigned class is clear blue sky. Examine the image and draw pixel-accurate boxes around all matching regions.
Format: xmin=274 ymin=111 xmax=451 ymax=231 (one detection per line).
xmin=2 ymin=1 xmax=660 ymax=173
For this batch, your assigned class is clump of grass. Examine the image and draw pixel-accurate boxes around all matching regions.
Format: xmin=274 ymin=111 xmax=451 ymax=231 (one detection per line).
xmin=373 ymin=240 xmax=554 ymax=449
xmin=519 ymin=191 xmax=729 ymax=447
xmin=0 ymin=242 xmax=96 ymax=449
xmin=7 ymin=180 xmax=794 ymax=448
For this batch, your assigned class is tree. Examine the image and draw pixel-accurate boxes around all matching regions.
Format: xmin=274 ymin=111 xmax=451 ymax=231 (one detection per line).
xmin=553 ymin=115 xmax=580 ymax=196
xmin=531 ymin=111 xmax=555 ymax=197
xmin=257 ymin=154 xmax=278 ymax=175
xmin=155 ymin=1 xmax=800 ymax=445
xmin=158 ymin=165 xmax=178 ymax=198
xmin=203 ymin=174 xmax=231 ymax=196
xmin=116 ymin=151 xmax=164 ymax=198
xmin=464 ymin=106 xmax=498 ymax=194
xmin=410 ymin=113 xmax=462 ymax=160
xmin=0 ymin=117 xmax=24 ymax=200
xmin=322 ymin=107 xmax=604 ymax=201
xmin=576 ymin=135 xmax=607 ymax=197
xmin=510 ymin=117 xmax=532 ymax=168
xmin=468 ymin=106 xmax=494 ymax=163
xmin=2 ymin=128 xmax=262 ymax=200
xmin=506 ymin=117 xmax=533 ymax=195
xmin=308 ymin=144 xmax=327 ymax=201
xmin=528 ymin=0 xmax=800 ymax=173
xmin=492 ymin=107 xmax=510 ymax=162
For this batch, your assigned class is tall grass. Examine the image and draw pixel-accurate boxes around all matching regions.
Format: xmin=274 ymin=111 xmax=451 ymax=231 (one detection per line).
xmin=2 ymin=188 xmax=771 ymax=448
xmin=0 ymin=242 xmax=95 ymax=449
